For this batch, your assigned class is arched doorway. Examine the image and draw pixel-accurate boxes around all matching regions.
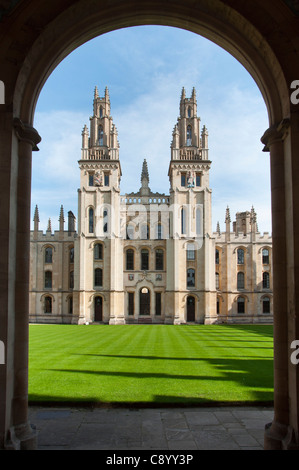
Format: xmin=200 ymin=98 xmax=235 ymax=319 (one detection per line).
xmin=1 ymin=0 xmax=299 ymax=451
xmin=139 ymin=287 xmax=150 ymax=316
xmin=94 ymin=296 xmax=103 ymax=322
xmin=187 ymin=296 xmax=196 ymax=322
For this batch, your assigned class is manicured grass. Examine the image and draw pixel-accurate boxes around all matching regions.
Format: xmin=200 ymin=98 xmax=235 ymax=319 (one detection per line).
xmin=28 ymin=324 xmax=274 ymax=405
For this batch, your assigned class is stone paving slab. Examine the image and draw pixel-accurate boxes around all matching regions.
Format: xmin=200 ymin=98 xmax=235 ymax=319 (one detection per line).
xmin=29 ymin=406 xmax=273 ymax=451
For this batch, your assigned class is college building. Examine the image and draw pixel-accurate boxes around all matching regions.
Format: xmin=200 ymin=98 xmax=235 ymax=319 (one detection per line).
xmin=29 ymin=87 xmax=273 ymax=325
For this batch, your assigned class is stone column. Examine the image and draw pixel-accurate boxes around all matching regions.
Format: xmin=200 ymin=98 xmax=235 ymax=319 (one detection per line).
xmin=261 ymin=118 xmax=299 ymax=449
xmin=7 ymin=119 xmax=41 ymax=450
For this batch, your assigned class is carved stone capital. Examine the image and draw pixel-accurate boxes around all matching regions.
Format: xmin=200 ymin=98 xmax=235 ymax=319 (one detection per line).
xmin=13 ymin=118 xmax=41 ymax=151
xmin=261 ymin=118 xmax=290 ymax=152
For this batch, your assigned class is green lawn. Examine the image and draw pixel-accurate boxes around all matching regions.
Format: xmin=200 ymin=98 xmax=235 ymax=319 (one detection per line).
xmin=28 ymin=324 xmax=274 ymax=406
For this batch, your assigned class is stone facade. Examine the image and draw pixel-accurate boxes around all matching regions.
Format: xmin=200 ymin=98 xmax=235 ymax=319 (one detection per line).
xmin=29 ymin=87 xmax=273 ymax=325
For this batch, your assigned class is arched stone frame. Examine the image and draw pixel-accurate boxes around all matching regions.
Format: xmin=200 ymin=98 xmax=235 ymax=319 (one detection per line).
xmin=1 ymin=0 xmax=299 ymax=451
xmin=88 ymin=293 xmax=107 ymax=323
xmin=86 ymin=205 xmax=95 ymax=234
xmin=258 ymin=245 xmax=272 ymax=266
xmin=260 ymin=294 xmax=273 ymax=315
xmin=124 ymin=245 xmax=136 ymax=271
xmin=217 ymin=294 xmax=224 ymax=316
xmin=42 ymin=244 xmax=55 ymax=264
xmin=40 ymin=293 xmax=55 ymax=315
xmin=233 ymin=294 xmax=249 ymax=315
xmin=65 ymin=294 xmax=73 ymax=315
xmin=182 ymin=293 xmax=200 ymax=323
xmin=154 ymin=246 xmax=165 ymax=271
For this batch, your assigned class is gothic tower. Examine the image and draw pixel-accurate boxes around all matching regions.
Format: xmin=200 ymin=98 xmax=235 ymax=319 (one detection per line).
xmin=167 ymin=87 xmax=216 ymax=324
xmin=77 ymin=86 xmax=124 ymax=324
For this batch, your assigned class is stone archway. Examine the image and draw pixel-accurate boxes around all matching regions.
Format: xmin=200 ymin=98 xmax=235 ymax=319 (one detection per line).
xmin=1 ymin=0 xmax=299 ymax=450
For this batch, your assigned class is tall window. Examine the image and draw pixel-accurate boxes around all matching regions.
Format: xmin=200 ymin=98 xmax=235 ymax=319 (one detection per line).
xmin=187 ymin=125 xmax=192 ymax=146
xmin=98 ymin=125 xmax=103 ymax=146
xmin=237 ymin=248 xmax=245 ymax=265
xmin=181 ymin=173 xmax=186 ymax=187
xmin=237 ymin=297 xmax=245 ymax=314
xmin=262 ymin=249 xmax=270 ymax=265
xmin=155 ymin=249 xmax=164 ymax=271
xmin=216 ymin=272 xmax=220 ymax=290
xmin=141 ymin=224 xmax=149 ymax=240
xmin=157 ymin=223 xmax=163 ymax=240
xmin=126 ymin=249 xmax=134 ymax=270
xmin=196 ymin=173 xmax=201 ymax=187
xmin=155 ymin=292 xmax=162 ymax=316
xmin=141 ymin=249 xmax=149 ymax=271
xmin=104 ymin=173 xmax=109 ymax=187
xmin=89 ymin=173 xmax=94 ymax=186
xmin=44 ymin=296 xmax=52 ymax=314
xmin=103 ymin=209 xmax=108 ymax=234
xmin=128 ymin=292 xmax=134 ymax=316
xmin=187 ymin=244 xmax=195 ymax=261
xmin=94 ymin=243 xmax=103 ymax=260
xmin=263 ymin=272 xmax=270 ymax=289
xmin=237 ymin=272 xmax=245 ymax=290
xmin=69 ymin=271 xmax=74 ymax=289
xmin=45 ymin=247 xmax=53 ymax=264
xmin=70 ymin=247 xmax=74 ymax=263
xmin=181 ymin=207 xmax=187 ymax=235
xmin=215 ymin=249 xmax=219 ymax=265
xmin=45 ymin=271 xmax=52 ymax=289
xmin=187 ymin=268 xmax=195 ymax=287
xmin=94 ymin=268 xmax=103 ymax=287
xmin=263 ymin=297 xmax=270 ymax=314
xmin=89 ymin=208 xmax=94 ymax=233
xmin=69 ymin=296 xmax=73 ymax=314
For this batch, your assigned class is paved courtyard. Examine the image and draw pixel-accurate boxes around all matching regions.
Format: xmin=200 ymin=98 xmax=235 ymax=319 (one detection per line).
xmin=29 ymin=406 xmax=273 ymax=450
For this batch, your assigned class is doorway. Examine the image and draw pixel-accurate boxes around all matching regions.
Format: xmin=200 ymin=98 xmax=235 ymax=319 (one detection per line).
xmin=94 ymin=296 xmax=103 ymax=322
xmin=140 ymin=288 xmax=150 ymax=316
xmin=187 ymin=296 xmax=195 ymax=322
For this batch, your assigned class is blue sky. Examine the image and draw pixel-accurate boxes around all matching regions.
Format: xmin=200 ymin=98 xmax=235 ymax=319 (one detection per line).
xmin=32 ymin=25 xmax=271 ymax=234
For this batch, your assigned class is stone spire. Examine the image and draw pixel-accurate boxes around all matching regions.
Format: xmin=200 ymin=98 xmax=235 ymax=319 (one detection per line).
xmin=47 ymin=218 xmax=52 ymax=234
xmin=94 ymin=86 xmax=99 ymax=99
xmin=140 ymin=159 xmax=150 ymax=196
xmin=33 ymin=205 xmax=39 ymax=239
xmin=59 ymin=205 xmax=65 ymax=232
xmin=216 ymin=221 xmax=221 ymax=236
xmin=225 ymin=206 xmax=231 ymax=241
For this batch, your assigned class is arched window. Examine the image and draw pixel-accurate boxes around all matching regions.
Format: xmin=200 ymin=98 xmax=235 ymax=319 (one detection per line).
xmin=141 ymin=249 xmax=149 ymax=271
xmin=263 ymin=272 xmax=270 ymax=289
xmin=45 ymin=247 xmax=53 ymax=264
xmin=126 ymin=249 xmax=134 ymax=270
xmin=237 ymin=272 xmax=245 ymax=290
xmin=94 ymin=243 xmax=103 ymax=260
xmin=44 ymin=271 xmax=52 ymax=289
xmin=263 ymin=297 xmax=271 ymax=314
xmin=155 ymin=249 xmax=164 ymax=270
xmin=89 ymin=207 xmax=94 ymax=233
xmin=187 ymin=268 xmax=195 ymax=287
xmin=99 ymin=106 xmax=103 ymax=118
xmin=237 ymin=297 xmax=245 ymax=314
xmin=237 ymin=248 xmax=245 ymax=265
xmin=188 ymin=106 xmax=191 ymax=118
xmin=262 ymin=248 xmax=270 ymax=265
xmin=187 ymin=125 xmax=192 ymax=146
xmin=215 ymin=249 xmax=219 ymax=265
xmin=44 ymin=296 xmax=52 ymax=314
xmin=94 ymin=268 xmax=103 ymax=287
xmin=98 ymin=125 xmax=103 ymax=146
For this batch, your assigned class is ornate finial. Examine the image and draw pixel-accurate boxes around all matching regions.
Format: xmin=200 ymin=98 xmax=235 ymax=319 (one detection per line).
xmin=216 ymin=221 xmax=221 ymax=235
xmin=225 ymin=206 xmax=231 ymax=223
xmin=59 ymin=205 xmax=65 ymax=222
xmin=141 ymin=159 xmax=149 ymax=183
xmin=180 ymin=87 xmax=186 ymax=101
xmin=47 ymin=218 xmax=52 ymax=233
xmin=33 ymin=204 xmax=39 ymax=223
xmin=94 ymin=86 xmax=99 ymax=99
xmin=105 ymin=86 xmax=110 ymax=101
